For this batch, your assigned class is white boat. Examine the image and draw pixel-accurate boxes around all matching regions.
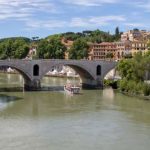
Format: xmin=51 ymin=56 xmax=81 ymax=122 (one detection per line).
xmin=64 ymin=84 xmax=80 ymax=94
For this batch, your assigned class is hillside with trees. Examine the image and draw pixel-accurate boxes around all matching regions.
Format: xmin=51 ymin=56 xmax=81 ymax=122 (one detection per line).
xmin=0 ymin=28 xmax=121 ymax=59
xmin=61 ymin=28 xmax=121 ymax=43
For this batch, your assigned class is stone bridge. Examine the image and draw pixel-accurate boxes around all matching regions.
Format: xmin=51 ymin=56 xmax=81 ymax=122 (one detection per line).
xmin=0 ymin=59 xmax=117 ymax=90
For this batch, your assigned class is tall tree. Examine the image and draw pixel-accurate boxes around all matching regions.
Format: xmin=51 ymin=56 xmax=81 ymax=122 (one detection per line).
xmin=115 ymin=27 xmax=120 ymax=37
xmin=68 ymin=38 xmax=89 ymax=59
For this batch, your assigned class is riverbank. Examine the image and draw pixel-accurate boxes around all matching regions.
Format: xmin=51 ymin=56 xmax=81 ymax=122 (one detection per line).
xmin=104 ymin=79 xmax=150 ymax=101
xmin=120 ymin=91 xmax=150 ymax=101
xmin=0 ymin=70 xmax=80 ymax=79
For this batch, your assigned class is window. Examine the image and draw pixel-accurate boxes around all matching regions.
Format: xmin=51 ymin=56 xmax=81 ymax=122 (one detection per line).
xmin=33 ymin=64 xmax=39 ymax=76
xmin=97 ymin=65 xmax=101 ymax=75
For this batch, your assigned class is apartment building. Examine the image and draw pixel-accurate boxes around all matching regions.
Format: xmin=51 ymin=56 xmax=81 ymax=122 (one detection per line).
xmin=88 ymin=42 xmax=117 ymax=60
xmin=115 ymin=40 xmax=132 ymax=60
xmin=121 ymin=29 xmax=150 ymax=42
xmin=121 ymin=29 xmax=142 ymax=41
xmin=131 ymin=41 xmax=147 ymax=56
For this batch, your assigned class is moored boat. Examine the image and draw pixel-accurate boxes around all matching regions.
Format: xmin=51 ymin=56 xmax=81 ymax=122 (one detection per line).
xmin=64 ymin=84 xmax=80 ymax=94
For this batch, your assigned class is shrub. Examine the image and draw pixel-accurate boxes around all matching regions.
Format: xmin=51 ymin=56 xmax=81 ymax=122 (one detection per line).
xmin=104 ymin=80 xmax=118 ymax=89
xmin=143 ymin=83 xmax=150 ymax=96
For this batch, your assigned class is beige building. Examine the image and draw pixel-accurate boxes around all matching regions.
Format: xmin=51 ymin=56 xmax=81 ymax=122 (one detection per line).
xmin=88 ymin=42 xmax=117 ymax=60
xmin=88 ymin=40 xmax=148 ymax=61
xmin=121 ymin=29 xmax=150 ymax=42
xmin=131 ymin=41 xmax=147 ymax=56
xmin=115 ymin=40 xmax=132 ymax=60
xmin=121 ymin=29 xmax=142 ymax=41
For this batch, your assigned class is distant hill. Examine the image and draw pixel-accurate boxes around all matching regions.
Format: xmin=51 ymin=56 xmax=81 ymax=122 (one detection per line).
xmin=0 ymin=37 xmax=31 ymax=43
xmin=0 ymin=28 xmax=121 ymax=44
xmin=46 ymin=29 xmax=120 ymax=43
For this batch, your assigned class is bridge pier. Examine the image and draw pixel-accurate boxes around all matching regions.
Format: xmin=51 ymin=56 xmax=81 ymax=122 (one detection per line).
xmin=81 ymin=78 xmax=103 ymax=89
xmin=24 ymin=79 xmax=41 ymax=91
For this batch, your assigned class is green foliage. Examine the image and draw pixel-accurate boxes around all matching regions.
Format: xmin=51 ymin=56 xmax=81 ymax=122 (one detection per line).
xmin=68 ymin=38 xmax=89 ymax=59
xmin=117 ymin=52 xmax=147 ymax=82
xmin=0 ymin=37 xmax=31 ymax=43
xmin=117 ymin=51 xmax=150 ymax=96
xmin=143 ymin=83 xmax=150 ymax=96
xmin=62 ymin=28 xmax=120 ymax=43
xmin=119 ymin=79 xmax=144 ymax=94
xmin=117 ymin=59 xmax=134 ymax=80
xmin=104 ymin=79 xmax=118 ymax=89
xmin=106 ymin=52 xmax=114 ymax=60
xmin=123 ymin=53 xmax=132 ymax=59
xmin=147 ymin=41 xmax=150 ymax=50
xmin=115 ymin=27 xmax=120 ymax=40
xmin=0 ymin=37 xmax=30 ymax=59
xmin=36 ymin=36 xmax=66 ymax=59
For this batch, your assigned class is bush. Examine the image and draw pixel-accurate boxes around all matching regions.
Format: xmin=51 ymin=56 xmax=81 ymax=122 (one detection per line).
xmin=104 ymin=80 xmax=118 ymax=89
xmin=119 ymin=79 xmax=128 ymax=92
xmin=143 ymin=83 xmax=150 ymax=96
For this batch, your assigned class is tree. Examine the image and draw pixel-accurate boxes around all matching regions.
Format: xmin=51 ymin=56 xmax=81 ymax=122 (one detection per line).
xmin=115 ymin=27 xmax=120 ymax=40
xmin=106 ymin=52 xmax=114 ymax=60
xmin=117 ymin=51 xmax=150 ymax=95
xmin=115 ymin=27 xmax=120 ymax=37
xmin=147 ymin=40 xmax=150 ymax=50
xmin=36 ymin=37 xmax=66 ymax=59
xmin=0 ymin=37 xmax=30 ymax=59
xmin=68 ymin=38 xmax=89 ymax=59
xmin=117 ymin=59 xmax=134 ymax=80
xmin=123 ymin=53 xmax=132 ymax=59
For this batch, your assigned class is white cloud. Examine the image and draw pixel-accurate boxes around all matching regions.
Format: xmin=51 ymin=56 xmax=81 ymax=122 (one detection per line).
xmin=134 ymin=1 xmax=150 ymax=12
xmin=124 ymin=23 xmax=147 ymax=28
xmin=25 ymin=19 xmax=67 ymax=30
xmin=70 ymin=15 xmax=126 ymax=27
xmin=25 ymin=15 xmax=126 ymax=30
xmin=0 ymin=0 xmax=57 ymax=20
xmin=64 ymin=0 xmax=120 ymax=6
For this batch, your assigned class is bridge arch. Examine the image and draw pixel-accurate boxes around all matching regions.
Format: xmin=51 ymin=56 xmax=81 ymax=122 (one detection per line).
xmin=0 ymin=64 xmax=32 ymax=82
xmin=103 ymin=65 xmax=117 ymax=80
xmin=65 ymin=64 xmax=94 ymax=80
xmin=40 ymin=62 xmax=95 ymax=85
xmin=41 ymin=64 xmax=95 ymax=79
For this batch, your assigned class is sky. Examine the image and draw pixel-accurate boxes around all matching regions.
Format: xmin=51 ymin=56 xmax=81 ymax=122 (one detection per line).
xmin=0 ymin=0 xmax=150 ymax=38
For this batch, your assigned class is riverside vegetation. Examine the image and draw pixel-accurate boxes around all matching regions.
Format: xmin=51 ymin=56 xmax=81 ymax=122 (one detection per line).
xmin=116 ymin=51 xmax=150 ymax=97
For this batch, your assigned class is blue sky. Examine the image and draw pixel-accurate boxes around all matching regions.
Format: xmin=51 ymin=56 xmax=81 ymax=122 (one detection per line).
xmin=0 ymin=0 xmax=150 ymax=38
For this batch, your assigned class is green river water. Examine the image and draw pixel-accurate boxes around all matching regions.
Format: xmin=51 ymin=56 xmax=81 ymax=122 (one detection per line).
xmin=0 ymin=73 xmax=150 ymax=150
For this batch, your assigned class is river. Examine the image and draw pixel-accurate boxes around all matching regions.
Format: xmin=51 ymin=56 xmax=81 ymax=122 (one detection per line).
xmin=0 ymin=73 xmax=150 ymax=150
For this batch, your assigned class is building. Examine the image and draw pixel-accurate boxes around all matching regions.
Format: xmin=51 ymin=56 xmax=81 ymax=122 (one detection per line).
xmin=131 ymin=41 xmax=147 ymax=56
xmin=88 ymin=40 xmax=148 ymax=61
xmin=88 ymin=42 xmax=117 ymax=60
xmin=121 ymin=29 xmax=150 ymax=42
xmin=115 ymin=40 xmax=132 ymax=60
xmin=26 ymin=46 xmax=37 ymax=59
